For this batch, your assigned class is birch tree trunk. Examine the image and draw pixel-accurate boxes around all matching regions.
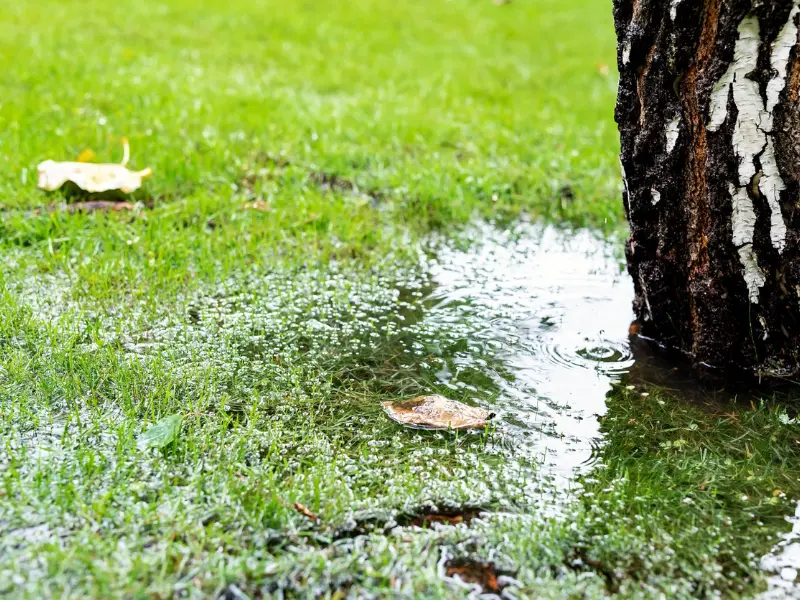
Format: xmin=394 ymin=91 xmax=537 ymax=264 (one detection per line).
xmin=615 ymin=0 xmax=800 ymax=376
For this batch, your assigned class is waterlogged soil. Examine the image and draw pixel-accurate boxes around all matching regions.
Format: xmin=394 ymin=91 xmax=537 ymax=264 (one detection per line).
xmin=2 ymin=222 xmax=800 ymax=598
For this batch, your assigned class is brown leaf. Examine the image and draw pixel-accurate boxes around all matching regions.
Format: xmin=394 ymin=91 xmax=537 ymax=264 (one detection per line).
xmin=382 ymin=395 xmax=494 ymax=430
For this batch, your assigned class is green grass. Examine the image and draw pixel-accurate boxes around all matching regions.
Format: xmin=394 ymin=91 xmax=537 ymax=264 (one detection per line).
xmin=2 ymin=0 xmax=800 ymax=598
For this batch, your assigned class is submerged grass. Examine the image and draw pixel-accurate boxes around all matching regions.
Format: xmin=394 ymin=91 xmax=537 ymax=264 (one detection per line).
xmin=2 ymin=0 xmax=800 ymax=598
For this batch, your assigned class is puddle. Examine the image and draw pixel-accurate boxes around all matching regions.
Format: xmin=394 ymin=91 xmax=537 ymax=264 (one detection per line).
xmin=5 ymin=219 xmax=800 ymax=595
xmin=422 ymin=223 xmax=633 ymax=484
xmin=7 ymin=222 xmax=637 ymax=492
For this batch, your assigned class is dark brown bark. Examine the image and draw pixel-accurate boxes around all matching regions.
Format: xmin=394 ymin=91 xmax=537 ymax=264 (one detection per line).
xmin=615 ymin=0 xmax=800 ymax=376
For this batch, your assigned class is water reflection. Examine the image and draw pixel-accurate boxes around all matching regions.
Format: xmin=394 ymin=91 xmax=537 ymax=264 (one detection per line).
xmin=426 ymin=223 xmax=634 ymax=484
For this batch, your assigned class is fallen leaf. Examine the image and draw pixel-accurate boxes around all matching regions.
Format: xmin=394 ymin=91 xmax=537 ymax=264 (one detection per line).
xmin=38 ymin=138 xmax=152 ymax=194
xmin=138 ymin=414 xmax=182 ymax=449
xmin=382 ymin=395 xmax=494 ymax=430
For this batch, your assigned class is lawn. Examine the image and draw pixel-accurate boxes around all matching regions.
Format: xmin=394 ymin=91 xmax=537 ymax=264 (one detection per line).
xmin=2 ymin=0 xmax=800 ymax=598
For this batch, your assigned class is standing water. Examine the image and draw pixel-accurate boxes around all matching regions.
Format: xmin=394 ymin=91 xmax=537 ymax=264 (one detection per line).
xmin=424 ymin=222 xmax=634 ymax=485
xmin=5 ymin=219 xmax=800 ymax=596
xmin=428 ymin=223 xmax=800 ymax=596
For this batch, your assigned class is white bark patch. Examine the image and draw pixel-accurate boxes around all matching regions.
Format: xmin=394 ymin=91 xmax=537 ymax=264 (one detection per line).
xmin=729 ymin=183 xmax=757 ymax=247
xmin=759 ymin=137 xmax=788 ymax=252
xmin=738 ymin=244 xmax=767 ymax=303
xmin=707 ymin=13 xmax=796 ymax=302
xmin=711 ymin=14 xmax=793 ymax=255
xmin=729 ymin=18 xmax=764 ymax=185
xmin=708 ymin=72 xmax=735 ymax=132
xmin=759 ymin=3 xmax=799 ymax=254
xmin=650 ymin=188 xmax=661 ymax=205
xmin=639 ymin=272 xmax=654 ymax=320
xmin=620 ymin=158 xmax=628 ymax=195
xmin=666 ymin=115 xmax=681 ymax=153
xmin=670 ymin=0 xmax=682 ymax=21
xmin=767 ymin=3 xmax=800 ymax=114
xmin=622 ymin=41 xmax=631 ymax=65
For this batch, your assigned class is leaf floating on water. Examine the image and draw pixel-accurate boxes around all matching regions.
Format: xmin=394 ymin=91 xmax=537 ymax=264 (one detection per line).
xmin=382 ymin=395 xmax=494 ymax=430
xmin=138 ymin=414 xmax=182 ymax=449
xmin=37 ymin=138 xmax=152 ymax=194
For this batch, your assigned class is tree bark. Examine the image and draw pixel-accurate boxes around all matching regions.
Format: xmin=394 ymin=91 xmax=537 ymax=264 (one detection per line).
xmin=615 ymin=0 xmax=800 ymax=376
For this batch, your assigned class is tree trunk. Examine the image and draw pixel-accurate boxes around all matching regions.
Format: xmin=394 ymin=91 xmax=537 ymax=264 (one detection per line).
xmin=615 ymin=0 xmax=800 ymax=376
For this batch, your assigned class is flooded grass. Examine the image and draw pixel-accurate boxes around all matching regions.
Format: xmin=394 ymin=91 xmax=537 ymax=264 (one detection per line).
xmin=2 ymin=0 xmax=800 ymax=597
xmin=3 ymin=218 xmax=800 ymax=598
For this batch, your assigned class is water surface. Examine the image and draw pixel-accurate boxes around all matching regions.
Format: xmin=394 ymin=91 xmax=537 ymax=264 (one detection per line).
xmin=424 ymin=223 xmax=633 ymax=484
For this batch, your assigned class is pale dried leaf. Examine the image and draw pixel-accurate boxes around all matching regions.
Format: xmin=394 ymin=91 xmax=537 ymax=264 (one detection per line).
xmin=382 ymin=395 xmax=494 ymax=430
xmin=37 ymin=161 xmax=152 ymax=194
xmin=37 ymin=138 xmax=151 ymax=194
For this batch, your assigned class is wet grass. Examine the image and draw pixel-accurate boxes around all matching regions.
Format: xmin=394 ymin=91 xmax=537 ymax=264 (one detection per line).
xmin=2 ymin=0 xmax=800 ymax=598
